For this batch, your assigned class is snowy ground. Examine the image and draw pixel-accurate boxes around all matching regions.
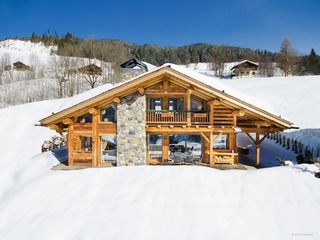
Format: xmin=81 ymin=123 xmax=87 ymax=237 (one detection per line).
xmin=0 ymin=93 xmax=319 ymax=239
xmin=1 ymin=40 xmax=320 ymax=239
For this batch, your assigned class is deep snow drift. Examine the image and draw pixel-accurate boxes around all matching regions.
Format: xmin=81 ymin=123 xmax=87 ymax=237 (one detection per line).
xmin=0 ymin=39 xmax=320 ymax=239
xmin=0 ymin=90 xmax=319 ymax=239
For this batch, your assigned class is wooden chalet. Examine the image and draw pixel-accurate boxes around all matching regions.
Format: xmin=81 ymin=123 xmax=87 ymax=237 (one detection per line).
xmin=231 ymin=60 xmax=259 ymax=78
xmin=120 ymin=58 xmax=148 ymax=71
xmin=39 ymin=64 xmax=293 ymax=167
xmin=120 ymin=58 xmax=149 ymax=80
xmin=71 ymin=64 xmax=102 ymax=75
xmin=13 ymin=61 xmax=32 ymax=71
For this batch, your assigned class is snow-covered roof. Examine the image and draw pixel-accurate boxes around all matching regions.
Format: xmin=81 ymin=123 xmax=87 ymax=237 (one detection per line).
xmin=41 ymin=63 xmax=292 ymax=128
xmin=165 ymin=64 xmax=277 ymax=115
xmin=231 ymin=60 xmax=259 ymax=69
xmin=58 ymin=63 xmax=276 ymax=115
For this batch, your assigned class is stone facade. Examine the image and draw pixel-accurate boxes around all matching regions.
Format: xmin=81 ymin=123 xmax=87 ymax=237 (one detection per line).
xmin=121 ymin=68 xmax=146 ymax=81
xmin=117 ymin=92 xmax=146 ymax=166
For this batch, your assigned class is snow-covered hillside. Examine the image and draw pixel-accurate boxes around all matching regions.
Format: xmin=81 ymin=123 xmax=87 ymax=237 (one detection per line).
xmin=0 ymin=39 xmax=115 ymax=108
xmin=0 ymin=39 xmax=56 ymax=66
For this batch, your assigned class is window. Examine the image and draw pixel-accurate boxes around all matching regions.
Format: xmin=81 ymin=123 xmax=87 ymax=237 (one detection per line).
xmin=77 ymin=114 xmax=92 ymax=123
xmin=147 ymin=134 xmax=162 ymax=161
xmin=191 ymin=96 xmax=204 ymax=111
xmin=212 ymin=134 xmax=229 ymax=149
xmin=101 ymin=105 xmax=116 ymax=122
xmin=81 ymin=136 xmax=92 ymax=151
xmin=101 ymin=135 xmax=117 ymax=165
xmin=148 ymin=98 xmax=162 ymax=111
xmin=169 ymin=98 xmax=184 ymax=111
xmin=169 ymin=134 xmax=202 ymax=161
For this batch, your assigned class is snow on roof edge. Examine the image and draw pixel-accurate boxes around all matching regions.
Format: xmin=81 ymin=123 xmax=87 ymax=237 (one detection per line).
xmin=54 ymin=63 xmax=291 ymax=124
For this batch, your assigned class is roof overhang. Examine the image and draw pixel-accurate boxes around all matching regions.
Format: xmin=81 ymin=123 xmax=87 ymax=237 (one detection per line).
xmin=40 ymin=65 xmax=293 ymax=130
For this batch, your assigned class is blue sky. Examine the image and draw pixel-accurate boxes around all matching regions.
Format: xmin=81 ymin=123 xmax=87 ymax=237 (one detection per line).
xmin=1 ymin=0 xmax=319 ymax=54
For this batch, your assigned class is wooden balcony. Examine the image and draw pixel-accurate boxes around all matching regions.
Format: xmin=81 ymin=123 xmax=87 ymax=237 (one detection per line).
xmin=146 ymin=110 xmax=209 ymax=125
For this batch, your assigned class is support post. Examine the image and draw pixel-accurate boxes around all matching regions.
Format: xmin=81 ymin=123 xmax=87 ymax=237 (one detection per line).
xmin=68 ymin=125 xmax=74 ymax=166
xmin=245 ymin=132 xmax=269 ymax=166
xmin=186 ymin=89 xmax=192 ymax=126
xmin=92 ymin=108 xmax=99 ymax=167
xmin=256 ymin=133 xmax=260 ymax=166
xmin=209 ymin=132 xmax=213 ymax=166
xmin=209 ymin=103 xmax=214 ymax=125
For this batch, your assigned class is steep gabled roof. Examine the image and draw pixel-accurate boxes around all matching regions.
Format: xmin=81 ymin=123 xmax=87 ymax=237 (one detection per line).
xmin=231 ymin=60 xmax=259 ymax=70
xmin=39 ymin=64 xmax=293 ymax=130
xmin=72 ymin=64 xmax=102 ymax=75
xmin=120 ymin=58 xmax=148 ymax=71
xmin=13 ymin=61 xmax=32 ymax=70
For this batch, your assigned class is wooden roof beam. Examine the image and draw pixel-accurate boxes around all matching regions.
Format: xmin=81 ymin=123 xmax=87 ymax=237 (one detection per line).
xmin=162 ymin=78 xmax=170 ymax=91
xmin=137 ymin=87 xmax=145 ymax=95
xmin=237 ymin=120 xmax=271 ymax=127
xmin=208 ymin=99 xmax=221 ymax=106
xmin=113 ymin=97 xmax=120 ymax=104
xmin=62 ymin=118 xmax=74 ymax=125
xmin=232 ymin=109 xmax=245 ymax=117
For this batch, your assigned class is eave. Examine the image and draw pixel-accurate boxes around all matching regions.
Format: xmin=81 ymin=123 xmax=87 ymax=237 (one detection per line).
xmin=40 ymin=65 xmax=293 ymax=131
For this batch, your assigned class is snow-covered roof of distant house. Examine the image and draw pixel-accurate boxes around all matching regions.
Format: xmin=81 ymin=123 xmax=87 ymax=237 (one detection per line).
xmin=120 ymin=58 xmax=148 ymax=71
xmin=142 ymin=61 xmax=157 ymax=71
xmin=231 ymin=60 xmax=259 ymax=70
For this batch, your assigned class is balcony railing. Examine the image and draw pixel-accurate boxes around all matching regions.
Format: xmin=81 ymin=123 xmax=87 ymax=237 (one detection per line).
xmin=146 ymin=110 xmax=209 ymax=125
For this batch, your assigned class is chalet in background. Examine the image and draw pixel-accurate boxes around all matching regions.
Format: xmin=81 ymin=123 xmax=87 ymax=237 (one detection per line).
xmin=120 ymin=58 xmax=149 ymax=80
xmin=71 ymin=64 xmax=102 ymax=76
xmin=3 ymin=61 xmax=32 ymax=71
xmin=231 ymin=60 xmax=259 ymax=78
xmin=39 ymin=64 xmax=293 ymax=168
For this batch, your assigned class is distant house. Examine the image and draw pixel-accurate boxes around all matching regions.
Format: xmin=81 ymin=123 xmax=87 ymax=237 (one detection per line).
xmin=72 ymin=64 xmax=102 ymax=76
xmin=13 ymin=61 xmax=32 ymax=71
xmin=39 ymin=64 xmax=293 ymax=168
xmin=231 ymin=60 xmax=258 ymax=78
xmin=120 ymin=58 xmax=149 ymax=80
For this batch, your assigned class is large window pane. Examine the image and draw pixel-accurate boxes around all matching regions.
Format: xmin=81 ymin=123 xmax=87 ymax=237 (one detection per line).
xmin=169 ymin=98 xmax=184 ymax=111
xmin=148 ymin=98 xmax=162 ymax=111
xmin=81 ymin=136 xmax=92 ymax=151
xmin=101 ymin=105 xmax=116 ymax=122
xmin=169 ymin=134 xmax=202 ymax=160
xmin=101 ymin=135 xmax=117 ymax=165
xmin=213 ymin=134 xmax=229 ymax=149
xmin=147 ymin=134 xmax=162 ymax=161
xmin=77 ymin=114 xmax=92 ymax=123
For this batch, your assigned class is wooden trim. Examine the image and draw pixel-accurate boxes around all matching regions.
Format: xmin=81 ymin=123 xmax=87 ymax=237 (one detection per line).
xmin=137 ymin=87 xmax=145 ymax=95
xmin=162 ymin=78 xmax=169 ymax=91
xmin=62 ymin=118 xmax=74 ymax=125
xmin=200 ymin=132 xmax=210 ymax=143
xmin=68 ymin=125 xmax=74 ymax=166
xmin=209 ymin=132 xmax=213 ymax=166
xmin=88 ymin=107 xmax=97 ymax=115
xmin=92 ymin=109 xmax=99 ymax=167
xmin=40 ymin=66 xmax=293 ymax=131
xmin=113 ymin=97 xmax=120 ymax=104
xmin=49 ymin=124 xmax=60 ymax=131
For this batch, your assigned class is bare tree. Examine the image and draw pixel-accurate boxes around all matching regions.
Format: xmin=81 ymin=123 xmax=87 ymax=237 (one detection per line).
xmin=210 ymin=46 xmax=230 ymax=77
xmin=0 ymin=53 xmax=11 ymax=85
xmin=276 ymin=37 xmax=299 ymax=76
xmin=258 ymin=55 xmax=274 ymax=77
xmin=49 ymin=54 xmax=78 ymax=98
xmin=75 ymin=58 xmax=102 ymax=89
